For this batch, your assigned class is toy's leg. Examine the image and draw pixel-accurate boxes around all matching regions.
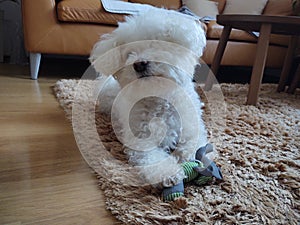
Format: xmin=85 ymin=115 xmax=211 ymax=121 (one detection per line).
xmin=162 ymin=181 xmax=184 ymax=201
xmin=194 ymin=175 xmax=213 ymax=186
xmin=162 ymin=161 xmax=202 ymax=201
xmin=183 ymin=160 xmax=214 ymax=186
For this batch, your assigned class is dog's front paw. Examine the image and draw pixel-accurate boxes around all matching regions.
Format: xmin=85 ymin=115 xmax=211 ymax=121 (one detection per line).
xmin=159 ymin=131 xmax=179 ymax=153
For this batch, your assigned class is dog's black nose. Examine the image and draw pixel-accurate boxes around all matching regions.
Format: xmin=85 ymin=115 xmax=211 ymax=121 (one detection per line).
xmin=133 ymin=61 xmax=148 ymax=73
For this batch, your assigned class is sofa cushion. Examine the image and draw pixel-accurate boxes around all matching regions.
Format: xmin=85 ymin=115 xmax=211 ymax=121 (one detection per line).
xmin=223 ymin=0 xmax=268 ymax=15
xmin=57 ymin=0 xmax=126 ymax=25
xmin=182 ymin=0 xmax=219 ymax=19
xmin=203 ymin=40 xmax=287 ymax=67
xmin=211 ymin=0 xmax=226 ymax=13
xmin=206 ymin=21 xmax=290 ymax=46
xmin=207 ymin=21 xmax=257 ymax=42
xmin=263 ymin=0 xmax=294 ymax=16
xmin=129 ymin=0 xmax=181 ymax=9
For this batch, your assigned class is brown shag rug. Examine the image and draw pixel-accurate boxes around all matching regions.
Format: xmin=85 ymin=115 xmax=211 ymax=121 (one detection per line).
xmin=53 ymin=80 xmax=300 ymax=225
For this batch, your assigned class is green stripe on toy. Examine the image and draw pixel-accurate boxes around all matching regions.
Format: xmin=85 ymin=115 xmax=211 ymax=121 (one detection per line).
xmin=182 ymin=161 xmax=203 ymax=183
xmin=194 ymin=175 xmax=213 ymax=186
xmin=162 ymin=181 xmax=184 ymax=201
xmin=164 ymin=192 xmax=184 ymax=201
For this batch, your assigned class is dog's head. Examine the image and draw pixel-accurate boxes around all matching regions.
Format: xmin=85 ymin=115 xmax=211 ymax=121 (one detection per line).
xmin=90 ymin=8 xmax=206 ymax=87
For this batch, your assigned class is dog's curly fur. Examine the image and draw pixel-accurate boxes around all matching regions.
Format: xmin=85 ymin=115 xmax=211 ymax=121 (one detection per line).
xmin=90 ymin=8 xmax=208 ymax=187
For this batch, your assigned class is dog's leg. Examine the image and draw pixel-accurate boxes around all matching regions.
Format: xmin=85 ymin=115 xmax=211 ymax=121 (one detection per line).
xmin=126 ymin=148 xmax=186 ymax=187
xmin=96 ymin=75 xmax=120 ymax=114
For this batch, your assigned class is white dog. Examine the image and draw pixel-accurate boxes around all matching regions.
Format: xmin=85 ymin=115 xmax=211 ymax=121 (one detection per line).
xmin=90 ymin=8 xmax=208 ymax=187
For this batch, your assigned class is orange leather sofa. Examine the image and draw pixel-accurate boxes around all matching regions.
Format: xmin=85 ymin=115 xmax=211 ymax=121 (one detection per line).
xmin=22 ymin=0 xmax=294 ymax=79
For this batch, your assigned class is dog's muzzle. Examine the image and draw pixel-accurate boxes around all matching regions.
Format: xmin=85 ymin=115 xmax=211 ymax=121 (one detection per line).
xmin=133 ymin=61 xmax=149 ymax=78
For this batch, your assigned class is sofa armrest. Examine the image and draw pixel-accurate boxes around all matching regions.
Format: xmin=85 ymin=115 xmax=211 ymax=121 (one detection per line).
xmin=263 ymin=0 xmax=294 ymax=16
xmin=22 ymin=0 xmax=58 ymax=52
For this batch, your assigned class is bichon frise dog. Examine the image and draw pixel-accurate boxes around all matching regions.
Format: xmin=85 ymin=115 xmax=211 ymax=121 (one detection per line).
xmin=90 ymin=8 xmax=209 ymax=188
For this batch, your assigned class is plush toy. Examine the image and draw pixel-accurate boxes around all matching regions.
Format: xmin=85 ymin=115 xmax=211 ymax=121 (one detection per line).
xmin=162 ymin=143 xmax=223 ymax=201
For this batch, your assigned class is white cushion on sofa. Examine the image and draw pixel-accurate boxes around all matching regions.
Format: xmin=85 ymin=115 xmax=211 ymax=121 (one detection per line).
xmin=182 ymin=0 xmax=219 ymax=19
xmin=223 ymin=0 xmax=268 ymax=15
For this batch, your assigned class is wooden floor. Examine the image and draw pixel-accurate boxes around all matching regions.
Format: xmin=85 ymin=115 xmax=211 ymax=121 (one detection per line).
xmin=0 ymin=63 xmax=117 ymax=224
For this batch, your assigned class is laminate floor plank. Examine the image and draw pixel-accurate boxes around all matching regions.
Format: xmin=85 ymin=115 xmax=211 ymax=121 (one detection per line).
xmin=0 ymin=65 xmax=117 ymax=224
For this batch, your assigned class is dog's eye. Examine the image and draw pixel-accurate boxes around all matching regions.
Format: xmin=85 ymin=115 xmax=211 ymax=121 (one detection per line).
xmin=125 ymin=52 xmax=138 ymax=65
xmin=127 ymin=52 xmax=136 ymax=59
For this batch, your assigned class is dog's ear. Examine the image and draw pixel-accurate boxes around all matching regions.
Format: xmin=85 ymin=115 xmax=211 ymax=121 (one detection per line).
xmin=89 ymin=34 xmax=119 ymax=63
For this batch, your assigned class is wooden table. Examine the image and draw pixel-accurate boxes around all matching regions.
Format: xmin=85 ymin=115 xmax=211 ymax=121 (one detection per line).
xmin=286 ymin=56 xmax=300 ymax=94
xmin=204 ymin=15 xmax=300 ymax=105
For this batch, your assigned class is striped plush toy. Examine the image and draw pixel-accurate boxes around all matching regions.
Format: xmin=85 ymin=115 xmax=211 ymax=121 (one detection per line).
xmin=162 ymin=144 xmax=223 ymax=201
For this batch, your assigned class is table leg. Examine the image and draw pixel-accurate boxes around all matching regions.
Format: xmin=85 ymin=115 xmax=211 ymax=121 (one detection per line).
xmin=0 ymin=10 xmax=3 ymax=63
xmin=277 ymin=36 xmax=298 ymax=92
xmin=204 ymin=25 xmax=232 ymax=91
xmin=246 ymin=23 xmax=271 ymax=106
xmin=287 ymin=63 xmax=300 ymax=94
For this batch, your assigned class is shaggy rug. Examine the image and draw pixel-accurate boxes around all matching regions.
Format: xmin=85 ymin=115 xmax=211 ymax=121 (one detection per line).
xmin=53 ymin=80 xmax=300 ymax=225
